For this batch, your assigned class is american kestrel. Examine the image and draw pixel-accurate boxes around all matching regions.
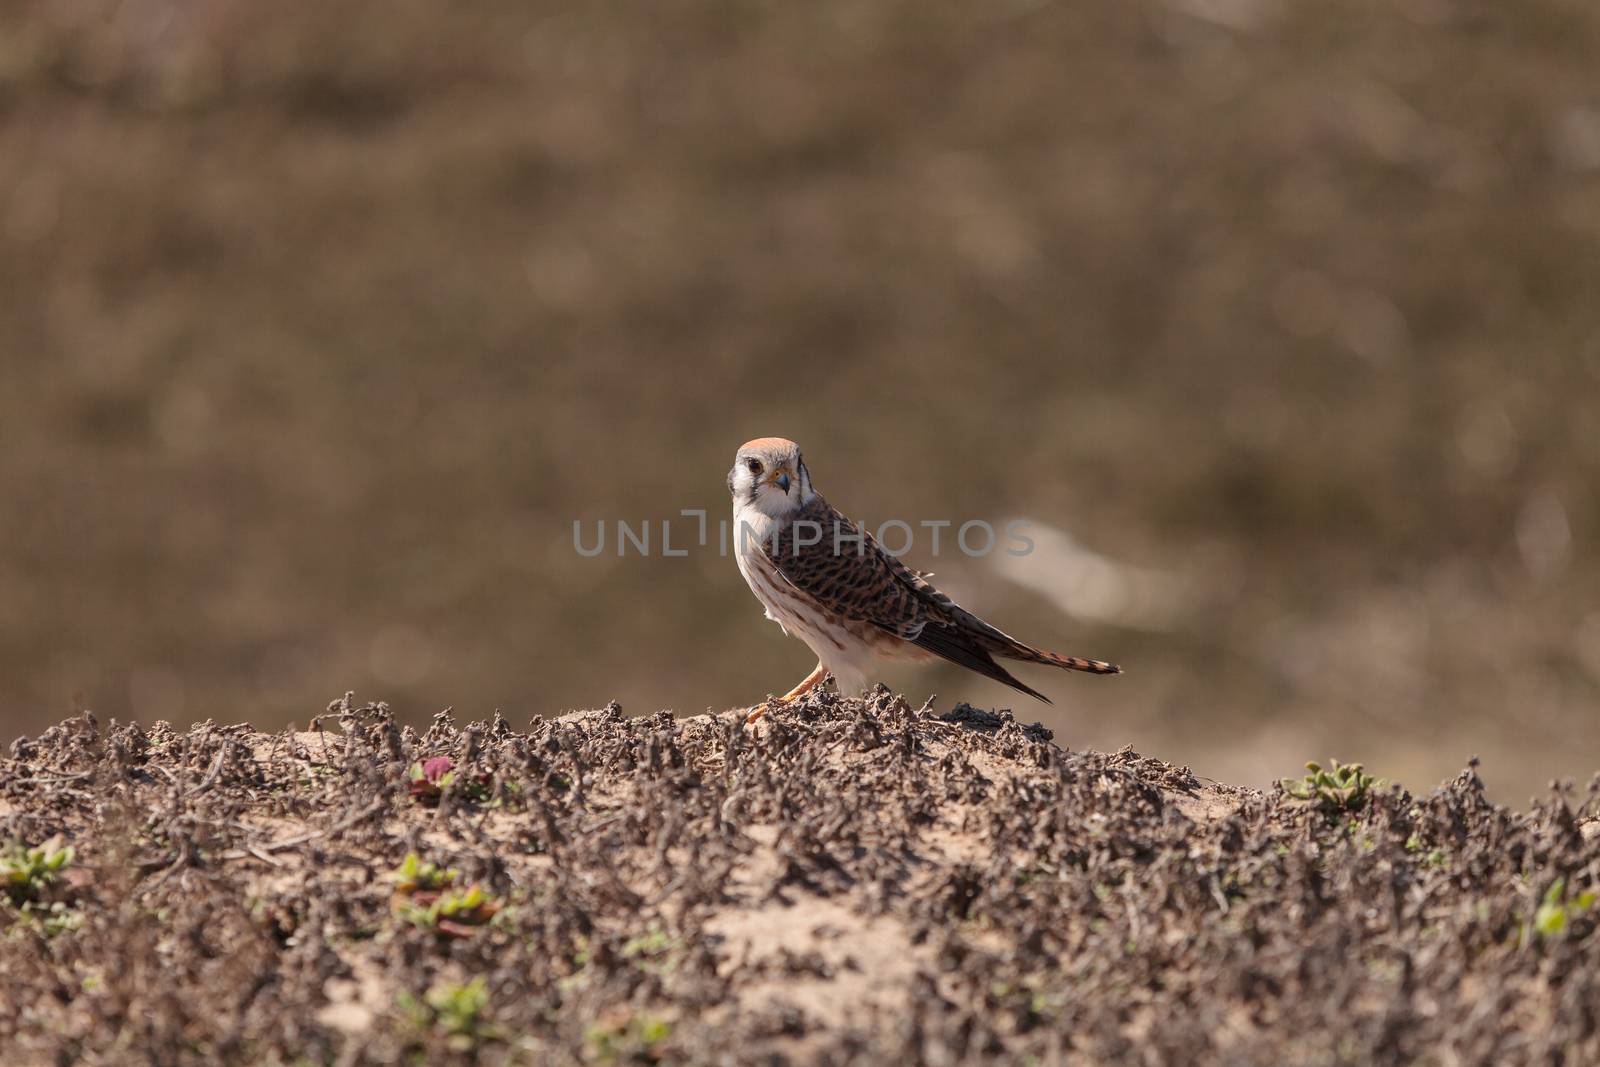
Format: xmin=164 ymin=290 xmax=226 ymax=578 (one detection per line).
xmin=728 ymin=438 xmax=1119 ymax=722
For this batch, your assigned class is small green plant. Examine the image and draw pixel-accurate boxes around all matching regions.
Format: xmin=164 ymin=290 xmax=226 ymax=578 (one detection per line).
xmin=15 ymin=901 xmax=84 ymax=937
xmin=585 ymin=1013 xmax=672 ymax=1062
xmin=390 ymin=855 xmax=501 ymax=938
xmin=388 ymin=853 xmax=458 ymax=893
xmin=1532 ymin=878 xmax=1596 ymax=940
xmin=1404 ymin=835 xmax=1447 ymax=869
xmin=407 ymin=757 xmax=492 ymax=806
xmin=1 ymin=837 xmax=75 ymax=904
xmin=990 ymin=977 xmax=1051 ymax=1018
xmin=1 ymin=838 xmax=81 ymax=939
xmin=400 ymin=977 xmax=497 ymax=1051
xmin=1280 ymin=760 xmax=1379 ymax=811
xmin=397 ymin=884 xmax=503 ymax=937
xmin=620 ymin=924 xmax=679 ymax=973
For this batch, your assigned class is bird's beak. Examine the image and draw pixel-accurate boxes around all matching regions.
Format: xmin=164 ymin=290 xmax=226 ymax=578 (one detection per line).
xmin=769 ymin=470 xmax=792 ymax=493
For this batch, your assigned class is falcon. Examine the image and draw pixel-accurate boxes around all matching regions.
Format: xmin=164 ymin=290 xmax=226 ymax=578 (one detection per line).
xmin=728 ymin=437 xmax=1119 ymax=722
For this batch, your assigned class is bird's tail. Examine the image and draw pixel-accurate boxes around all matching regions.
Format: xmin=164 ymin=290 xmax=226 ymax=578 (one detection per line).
xmin=908 ymin=618 xmax=1121 ymax=703
xmin=1023 ymin=648 xmax=1122 ymax=675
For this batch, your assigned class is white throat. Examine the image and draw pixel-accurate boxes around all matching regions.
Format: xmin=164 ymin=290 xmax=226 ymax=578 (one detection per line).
xmin=732 ymin=499 xmax=781 ymax=550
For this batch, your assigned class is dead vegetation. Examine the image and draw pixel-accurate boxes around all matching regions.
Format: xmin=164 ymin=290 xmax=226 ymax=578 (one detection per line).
xmin=2 ymin=691 xmax=1599 ymax=1065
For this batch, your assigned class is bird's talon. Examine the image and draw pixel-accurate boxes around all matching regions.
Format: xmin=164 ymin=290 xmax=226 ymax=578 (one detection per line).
xmin=744 ymin=700 xmax=782 ymax=725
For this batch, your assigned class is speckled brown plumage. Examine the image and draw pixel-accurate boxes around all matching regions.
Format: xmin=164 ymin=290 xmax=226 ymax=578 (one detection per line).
xmin=759 ymin=493 xmax=1120 ymax=702
xmin=729 ymin=437 xmax=1119 ymax=707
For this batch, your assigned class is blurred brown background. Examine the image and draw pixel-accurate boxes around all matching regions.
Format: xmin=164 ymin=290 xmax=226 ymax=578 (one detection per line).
xmin=3 ymin=0 xmax=1598 ymax=799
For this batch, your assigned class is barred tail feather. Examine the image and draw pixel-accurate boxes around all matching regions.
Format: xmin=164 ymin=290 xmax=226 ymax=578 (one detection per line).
xmin=994 ymin=638 xmax=1121 ymax=675
xmin=1034 ymin=649 xmax=1122 ymax=675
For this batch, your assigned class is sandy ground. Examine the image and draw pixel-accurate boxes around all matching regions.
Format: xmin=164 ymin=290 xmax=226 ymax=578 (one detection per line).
xmin=2 ymin=690 xmax=1598 ymax=1065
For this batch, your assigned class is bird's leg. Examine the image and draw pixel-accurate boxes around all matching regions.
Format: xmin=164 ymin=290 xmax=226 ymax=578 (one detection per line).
xmin=745 ymin=661 xmax=828 ymax=724
xmin=775 ymin=662 xmax=830 ymax=703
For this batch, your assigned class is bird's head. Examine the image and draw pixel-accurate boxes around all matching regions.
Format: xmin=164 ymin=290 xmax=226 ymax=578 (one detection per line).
xmin=728 ymin=437 xmax=812 ymax=517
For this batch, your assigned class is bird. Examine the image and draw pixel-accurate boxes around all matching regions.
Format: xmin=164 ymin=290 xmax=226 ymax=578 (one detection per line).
xmin=727 ymin=437 xmax=1119 ymax=722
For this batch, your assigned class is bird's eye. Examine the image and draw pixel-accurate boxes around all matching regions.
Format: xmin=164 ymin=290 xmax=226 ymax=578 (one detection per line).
xmin=745 ymin=458 xmax=762 ymax=475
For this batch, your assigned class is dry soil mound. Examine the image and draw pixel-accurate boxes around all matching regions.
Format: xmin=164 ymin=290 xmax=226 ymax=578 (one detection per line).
xmin=2 ymin=691 xmax=1598 ymax=1065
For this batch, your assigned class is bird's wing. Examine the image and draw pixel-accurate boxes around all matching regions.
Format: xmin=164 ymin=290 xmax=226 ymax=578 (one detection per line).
xmin=762 ymin=498 xmax=931 ymax=640
xmin=763 ymin=498 xmax=1117 ymax=701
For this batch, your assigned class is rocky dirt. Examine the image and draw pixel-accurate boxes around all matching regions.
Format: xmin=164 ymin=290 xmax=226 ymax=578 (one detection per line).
xmin=3 ymin=691 xmax=1599 ymax=1066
